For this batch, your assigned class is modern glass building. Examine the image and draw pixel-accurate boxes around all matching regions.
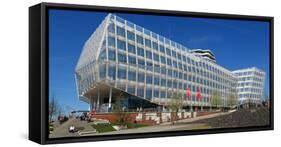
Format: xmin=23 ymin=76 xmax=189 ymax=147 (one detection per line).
xmin=74 ymin=13 xmax=243 ymax=112
xmin=232 ymin=67 xmax=266 ymax=107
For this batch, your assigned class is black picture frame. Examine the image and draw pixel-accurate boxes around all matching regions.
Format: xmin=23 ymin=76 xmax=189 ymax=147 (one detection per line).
xmin=29 ymin=2 xmax=274 ymax=144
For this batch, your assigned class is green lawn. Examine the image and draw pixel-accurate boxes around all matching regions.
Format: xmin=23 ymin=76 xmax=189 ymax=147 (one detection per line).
xmin=112 ymin=122 xmax=150 ymax=129
xmin=91 ymin=124 xmax=116 ymax=133
xmin=91 ymin=122 xmax=150 ymax=133
xmin=126 ymin=123 xmax=149 ymax=129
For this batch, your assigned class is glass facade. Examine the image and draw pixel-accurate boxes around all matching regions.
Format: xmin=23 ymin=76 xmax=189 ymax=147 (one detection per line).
xmin=75 ymin=13 xmax=265 ymax=109
xmin=233 ymin=68 xmax=266 ymax=105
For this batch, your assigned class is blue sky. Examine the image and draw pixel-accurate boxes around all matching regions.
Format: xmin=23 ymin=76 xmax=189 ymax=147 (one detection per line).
xmin=49 ymin=9 xmax=270 ymax=113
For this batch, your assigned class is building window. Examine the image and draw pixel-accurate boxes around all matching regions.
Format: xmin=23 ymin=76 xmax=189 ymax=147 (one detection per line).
xmin=137 ymin=35 xmax=144 ymax=45
xmin=145 ymin=38 xmax=151 ymax=48
xmin=128 ymin=56 xmax=136 ymax=64
xmin=118 ymin=67 xmax=126 ymax=79
xmin=108 ymin=50 xmax=116 ymax=61
xmin=126 ymin=21 xmax=134 ymax=28
xmin=184 ymin=74 xmax=187 ymax=80
xmin=160 ymin=56 xmax=166 ymax=64
xmin=117 ymin=39 xmax=126 ymax=51
xmin=167 ymin=80 xmax=172 ymax=88
xmin=98 ymin=49 xmax=106 ymax=61
xmin=154 ymin=64 xmax=160 ymax=73
xmin=146 ymin=61 xmax=153 ymax=71
xmin=144 ymin=29 xmax=150 ymax=36
xmin=146 ymin=50 xmax=152 ymax=59
xmin=183 ymin=83 xmax=187 ymax=90
xmin=179 ymin=72 xmax=183 ymax=79
xmin=146 ymin=74 xmax=153 ymax=84
xmin=159 ymin=36 xmax=164 ymax=43
xmin=188 ymin=66 xmax=191 ymax=72
xmin=116 ymin=16 xmax=125 ymax=24
xmin=136 ymin=25 xmax=142 ymax=32
xmin=186 ymin=57 xmax=190 ymax=64
xmin=166 ymin=48 xmax=171 ymax=56
xmin=182 ymin=55 xmax=186 ymax=62
xmin=154 ymin=77 xmax=160 ymax=85
xmin=108 ymin=36 xmax=115 ymax=47
xmin=177 ymin=53 xmax=182 ymax=60
xmin=172 ymin=50 xmax=177 ymax=58
xmin=146 ymin=88 xmax=152 ymax=100
xmin=168 ymin=69 xmax=173 ymax=77
xmin=128 ymin=43 xmax=136 ymax=54
xmin=117 ymin=26 xmax=125 ymax=37
xmin=192 ymin=85 xmax=195 ymax=92
xmin=165 ymin=39 xmax=170 ymax=45
xmin=152 ymin=42 xmax=158 ymax=50
xmin=128 ymin=70 xmax=136 ymax=81
xmin=183 ymin=64 xmax=187 ymax=71
xmin=152 ymin=32 xmax=157 ymax=39
xmin=173 ymin=60 xmax=178 ymax=68
xmin=161 ymin=78 xmax=166 ymax=86
xmin=161 ymin=67 xmax=166 ymax=75
xmin=161 ymin=90 xmax=166 ymax=98
xmin=178 ymin=63 xmax=182 ymax=69
xmin=167 ymin=58 xmax=172 ymax=66
xmin=171 ymin=41 xmax=175 ymax=47
xmin=108 ymin=23 xmax=115 ymax=33
xmin=173 ymin=70 xmax=178 ymax=78
xmin=118 ymin=53 xmax=127 ymax=63
xmin=154 ymin=89 xmax=159 ymax=98
xmin=137 ymin=47 xmax=145 ymax=57
xmin=137 ymin=87 xmax=144 ymax=97
xmin=179 ymin=82 xmax=182 ymax=89
xmin=138 ymin=59 xmax=145 ymax=69
xmin=138 ymin=72 xmax=145 ymax=82
xmin=108 ymin=66 xmax=116 ymax=80
xmin=128 ymin=86 xmax=135 ymax=94
xmin=127 ymin=31 xmax=135 ymax=41
xmin=153 ymin=53 xmax=159 ymax=62
xmin=159 ymin=45 xmax=165 ymax=53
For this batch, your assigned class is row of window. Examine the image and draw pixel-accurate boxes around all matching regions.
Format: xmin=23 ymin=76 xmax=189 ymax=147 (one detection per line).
xmin=107 ymin=50 xmax=235 ymax=85
xmin=237 ymin=88 xmax=262 ymax=93
xmin=238 ymin=76 xmax=264 ymax=82
xmin=238 ymin=82 xmax=263 ymax=88
xmin=107 ymin=32 xmax=234 ymax=79
xmin=238 ymin=93 xmax=262 ymax=99
xmin=123 ymin=84 xmax=212 ymax=101
xmin=107 ymin=65 xmax=233 ymax=94
xmin=236 ymin=70 xmax=265 ymax=77
xmin=111 ymin=16 xmax=186 ymax=51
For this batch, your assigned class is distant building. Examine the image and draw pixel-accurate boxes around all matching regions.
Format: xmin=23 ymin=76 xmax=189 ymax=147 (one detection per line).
xmin=190 ymin=49 xmax=216 ymax=63
xmin=75 ymin=14 xmax=265 ymax=112
xmin=232 ymin=67 xmax=266 ymax=107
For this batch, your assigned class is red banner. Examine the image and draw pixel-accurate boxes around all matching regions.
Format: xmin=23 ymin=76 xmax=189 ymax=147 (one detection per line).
xmin=197 ymin=87 xmax=202 ymax=101
xmin=186 ymin=87 xmax=190 ymax=99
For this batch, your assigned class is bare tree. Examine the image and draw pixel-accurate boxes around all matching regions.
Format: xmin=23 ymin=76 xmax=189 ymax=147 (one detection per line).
xmin=49 ymin=96 xmax=60 ymax=122
xmin=227 ymin=93 xmax=238 ymax=108
xmin=112 ymin=93 xmax=129 ymax=127
xmin=167 ymin=91 xmax=183 ymax=113
xmin=167 ymin=91 xmax=183 ymax=125
xmin=211 ymin=90 xmax=222 ymax=109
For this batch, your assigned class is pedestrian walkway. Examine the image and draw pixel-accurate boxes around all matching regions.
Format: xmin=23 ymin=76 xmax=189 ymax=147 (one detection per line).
xmin=49 ymin=110 xmax=237 ymax=137
xmin=49 ymin=118 xmax=96 ymax=138
xmin=92 ymin=110 xmax=236 ymax=135
xmin=168 ymin=110 xmax=236 ymax=125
